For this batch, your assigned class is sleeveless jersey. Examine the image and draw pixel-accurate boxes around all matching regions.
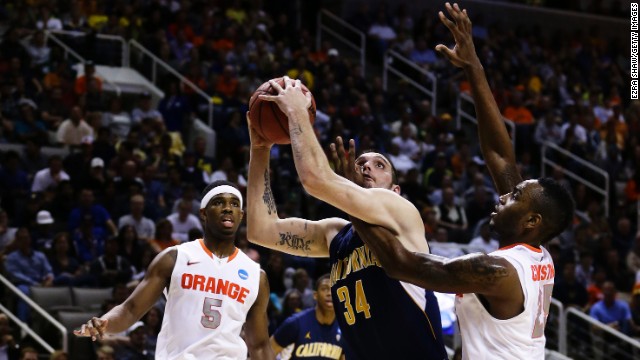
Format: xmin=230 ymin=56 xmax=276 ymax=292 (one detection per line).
xmin=455 ymin=243 xmax=555 ymax=360
xmin=329 ymin=224 xmax=447 ymax=360
xmin=273 ymin=307 xmax=344 ymax=360
xmin=156 ymin=239 xmax=261 ymax=360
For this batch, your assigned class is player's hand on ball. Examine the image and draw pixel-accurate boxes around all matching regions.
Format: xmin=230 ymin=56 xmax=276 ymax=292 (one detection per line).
xmin=73 ymin=317 xmax=108 ymax=341
xmin=259 ymin=76 xmax=312 ymax=116
xmin=246 ymin=112 xmax=274 ymax=148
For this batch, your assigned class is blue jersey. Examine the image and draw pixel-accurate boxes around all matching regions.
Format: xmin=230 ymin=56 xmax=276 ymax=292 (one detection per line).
xmin=273 ymin=308 xmax=344 ymax=360
xmin=329 ymin=224 xmax=447 ymax=360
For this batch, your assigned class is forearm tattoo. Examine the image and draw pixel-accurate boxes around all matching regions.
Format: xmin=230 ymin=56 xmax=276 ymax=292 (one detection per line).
xmin=277 ymin=232 xmax=312 ymax=253
xmin=262 ymin=169 xmax=277 ymax=215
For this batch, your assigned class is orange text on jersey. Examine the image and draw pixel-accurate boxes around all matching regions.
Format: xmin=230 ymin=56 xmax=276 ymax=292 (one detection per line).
xmin=530 ymin=263 xmax=555 ymax=282
xmin=181 ymin=273 xmax=250 ymax=304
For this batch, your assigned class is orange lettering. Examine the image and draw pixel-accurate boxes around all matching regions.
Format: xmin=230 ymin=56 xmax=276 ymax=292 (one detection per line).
xmin=531 ymin=265 xmax=539 ymax=281
xmin=194 ymin=275 xmax=205 ymax=291
xmin=237 ymin=287 xmax=249 ymax=304
xmin=540 ymin=265 xmax=547 ymax=280
xmin=181 ymin=273 xmax=193 ymax=288
xmin=228 ymin=283 xmax=240 ymax=299
xmin=217 ymin=279 xmax=229 ymax=295
xmin=549 ymin=264 xmax=555 ymax=279
xmin=205 ymin=277 xmax=216 ymax=293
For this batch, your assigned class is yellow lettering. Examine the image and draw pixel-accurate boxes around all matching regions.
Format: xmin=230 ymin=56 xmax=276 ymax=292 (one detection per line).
xmin=295 ymin=344 xmax=305 ymax=357
xmin=357 ymin=246 xmax=370 ymax=268
xmin=350 ymin=251 xmax=361 ymax=272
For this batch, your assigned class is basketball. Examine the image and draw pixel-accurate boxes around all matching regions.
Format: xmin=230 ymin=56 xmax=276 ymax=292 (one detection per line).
xmin=248 ymin=77 xmax=316 ymax=145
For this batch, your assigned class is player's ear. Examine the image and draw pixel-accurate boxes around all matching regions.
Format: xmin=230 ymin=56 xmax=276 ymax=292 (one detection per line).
xmin=391 ymin=184 xmax=401 ymax=194
xmin=525 ymin=213 xmax=542 ymax=229
xmin=199 ymin=208 xmax=206 ymax=222
xmin=239 ymin=209 xmax=244 ymax=221
xmin=312 ymin=290 xmax=318 ymax=302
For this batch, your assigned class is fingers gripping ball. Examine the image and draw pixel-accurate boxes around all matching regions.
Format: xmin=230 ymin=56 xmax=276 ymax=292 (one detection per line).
xmin=249 ymin=77 xmax=316 ymax=145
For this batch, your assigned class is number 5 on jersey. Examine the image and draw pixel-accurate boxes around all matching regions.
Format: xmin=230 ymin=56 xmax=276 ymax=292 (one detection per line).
xmin=336 ymin=280 xmax=371 ymax=325
xmin=202 ymin=297 xmax=222 ymax=329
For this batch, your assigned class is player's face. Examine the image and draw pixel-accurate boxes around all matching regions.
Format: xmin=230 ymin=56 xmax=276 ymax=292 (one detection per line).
xmin=201 ymin=193 xmax=244 ymax=236
xmin=355 ymin=152 xmax=394 ymax=189
xmin=490 ymin=180 xmax=540 ymax=239
xmin=314 ymin=279 xmax=334 ymax=312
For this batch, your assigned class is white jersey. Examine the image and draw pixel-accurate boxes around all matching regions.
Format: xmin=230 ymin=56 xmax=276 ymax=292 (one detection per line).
xmin=156 ymin=239 xmax=261 ymax=360
xmin=455 ymin=243 xmax=555 ymax=360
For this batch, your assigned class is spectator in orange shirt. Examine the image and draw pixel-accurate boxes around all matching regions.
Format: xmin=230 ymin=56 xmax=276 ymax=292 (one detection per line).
xmin=74 ymin=61 xmax=102 ymax=96
xmin=215 ymin=65 xmax=239 ymax=100
xmin=148 ymin=219 xmax=179 ymax=254
xmin=502 ymin=90 xmax=534 ymax=125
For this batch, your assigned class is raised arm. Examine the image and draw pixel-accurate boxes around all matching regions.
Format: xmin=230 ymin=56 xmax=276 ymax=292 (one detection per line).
xmin=244 ymin=270 xmax=276 ymax=360
xmin=436 ymin=3 xmax=522 ymax=194
xmin=246 ymin=113 xmax=347 ymax=258
xmin=259 ymin=79 xmax=423 ymax=235
xmin=74 ymin=248 xmax=176 ymax=339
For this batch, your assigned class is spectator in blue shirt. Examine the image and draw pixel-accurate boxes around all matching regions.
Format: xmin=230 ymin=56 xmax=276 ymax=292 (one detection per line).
xmin=589 ymin=281 xmax=632 ymax=334
xmin=4 ymin=228 xmax=53 ymax=322
xmin=68 ymin=188 xmax=117 ymax=236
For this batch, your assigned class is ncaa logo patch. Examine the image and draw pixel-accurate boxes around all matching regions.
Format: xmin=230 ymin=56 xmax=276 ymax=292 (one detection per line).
xmin=238 ymin=269 xmax=249 ymax=280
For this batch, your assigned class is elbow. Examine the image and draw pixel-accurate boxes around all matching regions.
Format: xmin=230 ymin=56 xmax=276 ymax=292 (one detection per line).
xmin=298 ymin=171 xmax=327 ymax=197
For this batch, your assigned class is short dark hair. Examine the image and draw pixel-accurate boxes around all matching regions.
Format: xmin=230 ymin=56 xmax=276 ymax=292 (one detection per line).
xmin=532 ymin=178 xmax=575 ymax=243
xmin=315 ymin=273 xmax=331 ymax=290
xmin=359 ymin=149 xmax=398 ymax=184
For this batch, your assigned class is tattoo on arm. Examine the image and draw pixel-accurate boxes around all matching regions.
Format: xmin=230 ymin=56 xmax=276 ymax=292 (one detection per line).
xmin=262 ymin=169 xmax=277 ymax=215
xmin=417 ymin=255 xmax=509 ymax=290
xmin=277 ymin=232 xmax=313 ymax=253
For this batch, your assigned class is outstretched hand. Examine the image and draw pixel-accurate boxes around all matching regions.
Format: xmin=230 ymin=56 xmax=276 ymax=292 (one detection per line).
xmin=259 ymin=76 xmax=312 ymax=118
xmin=435 ymin=2 xmax=480 ymax=69
xmin=73 ymin=317 xmax=108 ymax=341
xmin=329 ymin=136 xmax=363 ymax=185
xmin=246 ymin=111 xmax=273 ymax=149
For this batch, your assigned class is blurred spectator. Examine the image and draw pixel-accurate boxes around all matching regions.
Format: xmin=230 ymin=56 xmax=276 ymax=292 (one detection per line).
xmin=430 ymin=228 xmax=464 ymax=258
xmin=96 ymin=345 xmax=115 ymax=360
xmin=0 ymin=208 xmax=17 ymax=255
xmin=48 ymin=232 xmax=91 ymax=286
xmin=68 ymin=188 xmax=117 ymax=236
xmin=21 ymin=138 xmax=48 ymax=178
xmin=74 ymin=61 xmax=102 ymax=96
xmin=553 ymin=261 xmax=589 ymax=310
xmin=5 ymin=228 xmax=53 ymax=322
xmin=102 ymin=97 xmax=132 ymax=140
xmin=18 ymin=347 xmax=39 ymax=360
xmin=71 ymin=212 xmax=108 ymax=264
xmin=48 ymin=350 xmax=67 ymax=360
xmin=131 ymin=92 xmax=163 ymax=126
xmin=167 ymin=199 xmax=202 ymax=243
xmin=32 ymin=210 xmax=55 ymax=250
xmin=468 ymin=221 xmax=499 ymax=254
xmin=157 ymin=80 xmax=190 ymax=133
xmin=24 ymin=30 xmax=51 ymax=73
xmin=14 ymin=99 xmax=47 ymax=144
xmin=140 ymin=164 xmax=166 ymax=220
xmin=434 ymin=186 xmax=467 ymax=243
xmin=114 ymin=321 xmax=154 ymax=360
xmin=627 ymin=232 xmax=640 ymax=279
xmin=116 ymin=225 xmax=143 ymax=272
xmin=90 ymin=236 xmax=133 ymax=287
xmin=141 ymin=306 xmax=163 ymax=353
xmin=534 ymin=112 xmax=563 ymax=146
xmin=291 ymin=268 xmax=315 ymax=309
xmin=56 ymin=107 xmax=94 ymax=146
xmin=0 ymin=151 xmax=30 ymax=213
xmin=0 ymin=313 xmax=19 ymax=360
xmin=31 ymin=155 xmax=69 ymax=193
xmin=631 ymin=285 xmax=640 ymax=337
xmin=35 ymin=6 xmax=63 ymax=31
xmin=118 ymin=194 xmax=155 ymax=242
xmin=148 ymin=219 xmax=179 ymax=253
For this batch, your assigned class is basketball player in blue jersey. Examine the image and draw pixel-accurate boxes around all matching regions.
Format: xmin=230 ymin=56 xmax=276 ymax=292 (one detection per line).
xmin=329 ymin=4 xmax=575 ymax=359
xmin=247 ymin=95 xmax=447 ymax=357
xmin=271 ymin=274 xmax=345 ymax=360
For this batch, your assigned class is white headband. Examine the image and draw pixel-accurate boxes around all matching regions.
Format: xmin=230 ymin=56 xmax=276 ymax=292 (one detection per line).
xmin=200 ymin=185 xmax=243 ymax=209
